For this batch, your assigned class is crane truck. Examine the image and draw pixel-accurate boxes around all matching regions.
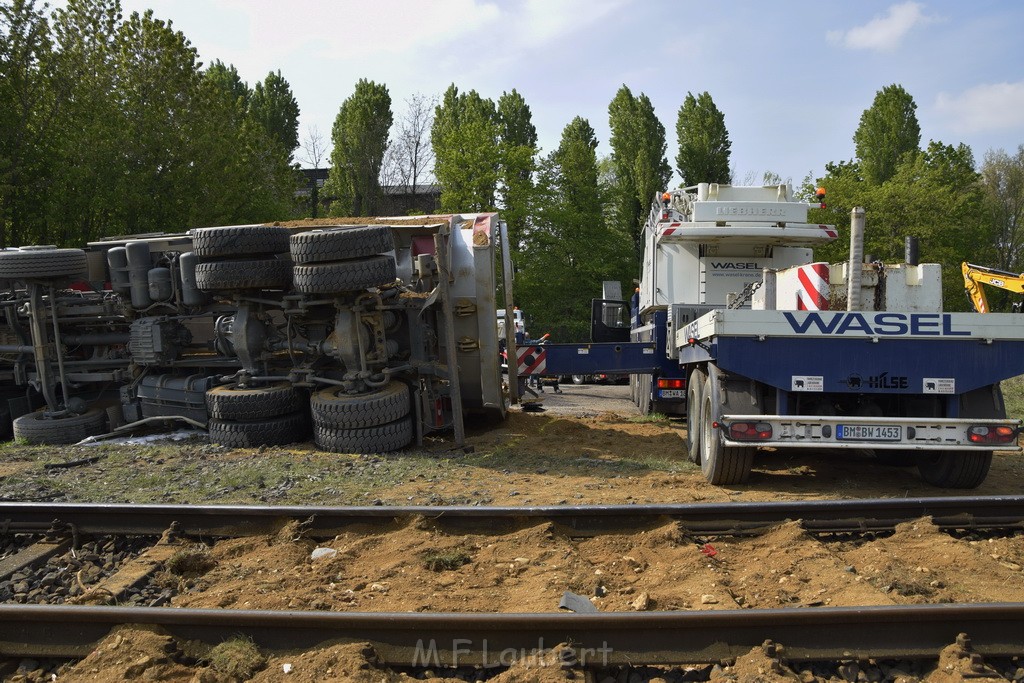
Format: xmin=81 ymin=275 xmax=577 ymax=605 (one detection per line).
xmin=555 ymin=183 xmax=1024 ymax=489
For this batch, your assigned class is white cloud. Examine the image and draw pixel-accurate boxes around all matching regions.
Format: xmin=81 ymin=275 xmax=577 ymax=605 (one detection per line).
xmin=827 ymin=2 xmax=932 ymax=52
xmin=935 ymin=81 xmax=1024 ymax=134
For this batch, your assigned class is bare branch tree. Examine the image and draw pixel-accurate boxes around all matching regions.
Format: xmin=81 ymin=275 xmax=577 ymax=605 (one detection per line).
xmin=299 ymin=124 xmax=327 ymax=169
xmin=393 ymin=92 xmax=436 ymax=194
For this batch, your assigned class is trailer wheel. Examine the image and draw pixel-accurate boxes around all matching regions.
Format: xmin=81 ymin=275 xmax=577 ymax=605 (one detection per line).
xmin=314 ymin=416 xmax=413 ymax=454
xmin=194 ymin=258 xmax=292 ymax=291
xmin=206 ymin=381 xmax=303 ymax=420
xmin=191 ymin=225 xmax=290 ymax=259
xmin=0 ymin=405 xmax=12 ymax=441
xmin=293 ymin=255 xmax=396 ymax=294
xmin=290 ymin=226 xmax=395 ymax=264
xmin=571 ymin=375 xmax=588 ymax=385
xmin=12 ymin=408 xmax=107 ymax=445
xmin=0 ymin=247 xmax=87 ymax=281
xmin=700 ymin=376 xmax=754 ymax=485
xmin=916 ymin=384 xmax=1003 ymax=488
xmin=207 ymin=411 xmax=309 ymax=448
xmin=310 ymin=381 xmax=410 ymax=429
xmin=685 ymin=367 xmax=707 ymax=464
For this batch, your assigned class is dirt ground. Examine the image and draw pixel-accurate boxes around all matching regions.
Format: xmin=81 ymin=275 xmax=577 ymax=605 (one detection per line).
xmin=7 ymin=383 xmax=1024 ymax=682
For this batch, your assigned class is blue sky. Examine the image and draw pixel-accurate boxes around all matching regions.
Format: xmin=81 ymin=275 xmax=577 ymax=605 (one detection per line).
xmin=112 ymin=0 xmax=1024 ymax=186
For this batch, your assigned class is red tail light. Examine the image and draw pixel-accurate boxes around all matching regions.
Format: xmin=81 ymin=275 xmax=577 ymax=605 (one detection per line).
xmin=727 ymin=422 xmax=773 ymax=441
xmin=967 ymin=425 xmax=1016 ymax=444
xmin=657 ymin=378 xmax=685 ymax=389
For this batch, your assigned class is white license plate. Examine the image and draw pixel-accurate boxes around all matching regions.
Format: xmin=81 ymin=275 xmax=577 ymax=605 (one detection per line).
xmin=659 ymin=389 xmax=685 ymax=399
xmin=837 ymin=424 xmax=902 ymax=441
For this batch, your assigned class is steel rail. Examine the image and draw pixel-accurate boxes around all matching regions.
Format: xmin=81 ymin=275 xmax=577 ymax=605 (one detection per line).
xmin=1 ymin=603 xmax=1023 ymax=665
xmin=0 ymin=496 xmax=1022 ymax=538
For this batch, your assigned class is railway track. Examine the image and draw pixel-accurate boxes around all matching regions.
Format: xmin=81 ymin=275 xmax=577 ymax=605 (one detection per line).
xmin=0 ymin=497 xmax=1022 ymax=678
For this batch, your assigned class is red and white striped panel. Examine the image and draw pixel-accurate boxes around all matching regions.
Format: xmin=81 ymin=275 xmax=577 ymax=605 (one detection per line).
xmin=796 ymin=263 xmax=830 ymax=311
xmin=660 ymin=223 xmax=682 ymax=236
xmin=516 ymin=346 xmax=546 ymax=376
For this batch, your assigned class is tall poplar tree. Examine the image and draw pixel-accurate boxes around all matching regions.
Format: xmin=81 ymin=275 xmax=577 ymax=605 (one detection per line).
xmin=496 ymin=89 xmax=537 ymax=256
xmin=326 ymin=79 xmax=392 ymax=216
xmin=607 ymin=85 xmax=671 ymax=259
xmin=431 ymin=84 xmax=500 ymax=212
xmin=853 ymin=84 xmax=921 ymax=186
xmin=675 ymin=91 xmax=731 ymax=186
xmin=249 ymin=70 xmax=300 ymax=158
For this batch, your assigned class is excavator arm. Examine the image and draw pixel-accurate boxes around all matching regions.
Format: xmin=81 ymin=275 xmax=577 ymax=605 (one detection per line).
xmin=962 ymin=262 xmax=1024 ymax=313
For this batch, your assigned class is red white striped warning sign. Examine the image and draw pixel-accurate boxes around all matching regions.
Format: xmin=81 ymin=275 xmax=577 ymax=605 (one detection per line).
xmin=796 ymin=263 xmax=829 ymax=311
xmin=516 ymin=345 xmax=546 ymax=376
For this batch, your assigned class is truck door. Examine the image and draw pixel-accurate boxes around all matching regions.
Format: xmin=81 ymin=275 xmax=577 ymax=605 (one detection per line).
xmin=590 ymin=299 xmax=631 ymax=343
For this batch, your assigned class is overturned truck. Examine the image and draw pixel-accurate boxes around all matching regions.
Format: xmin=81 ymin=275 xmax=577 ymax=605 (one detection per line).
xmin=0 ymin=216 xmax=513 ymax=451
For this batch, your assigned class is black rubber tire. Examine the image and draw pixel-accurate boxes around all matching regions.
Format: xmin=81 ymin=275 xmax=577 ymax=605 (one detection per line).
xmin=207 ymin=411 xmax=309 ymax=448
xmin=0 ymin=248 xmax=87 ymax=280
xmin=638 ymin=375 xmax=652 ymax=415
xmin=290 ymin=226 xmax=395 ymax=264
xmin=314 ymin=417 xmax=413 ymax=454
xmin=916 ymin=384 xmax=1003 ymax=488
xmin=700 ymin=376 xmax=754 ymax=485
xmin=12 ymin=408 xmax=107 ymax=445
xmin=191 ymin=226 xmax=291 ymax=259
xmin=571 ymin=375 xmax=588 ymax=385
xmin=194 ymin=258 xmax=292 ymax=291
xmin=206 ymin=382 xmax=303 ymax=420
xmin=310 ymin=381 xmax=410 ymax=429
xmin=293 ymin=255 xmax=396 ymax=294
xmin=685 ymin=367 xmax=707 ymax=464
xmin=0 ymin=406 xmax=12 ymax=441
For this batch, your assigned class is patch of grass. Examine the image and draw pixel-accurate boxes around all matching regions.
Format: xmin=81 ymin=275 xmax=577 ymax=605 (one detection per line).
xmin=422 ymin=548 xmax=472 ymax=571
xmin=208 ymin=635 xmax=266 ymax=679
xmin=1002 ymin=374 xmax=1024 ymax=421
xmin=627 ymin=412 xmax=669 ymax=424
xmin=165 ymin=544 xmax=217 ymax=577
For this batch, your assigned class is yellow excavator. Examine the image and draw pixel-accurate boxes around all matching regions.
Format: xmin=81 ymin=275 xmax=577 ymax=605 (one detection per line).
xmin=962 ymin=262 xmax=1024 ymax=313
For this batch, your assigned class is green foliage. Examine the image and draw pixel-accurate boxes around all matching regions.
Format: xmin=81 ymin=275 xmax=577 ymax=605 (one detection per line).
xmin=208 ymin=636 xmax=266 ymax=679
xmin=516 ymin=117 xmax=635 ymax=342
xmin=980 ymin=145 xmax=1024 ymax=273
xmin=249 ymin=69 xmax=300 ymax=156
xmin=431 ymin=84 xmax=500 ymax=212
xmin=422 ymin=548 xmax=471 ymax=571
xmin=0 ymin=0 xmax=297 ymax=248
xmin=326 ymin=78 xmax=392 ymax=216
xmin=675 ymin=91 xmax=731 ymax=186
xmin=496 ymin=89 xmax=537 ymax=257
xmin=853 ymin=84 xmax=921 ymax=186
xmin=607 ymin=85 xmax=671 ymax=260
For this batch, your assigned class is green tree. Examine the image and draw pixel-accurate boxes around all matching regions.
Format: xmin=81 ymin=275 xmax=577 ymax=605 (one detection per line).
xmin=0 ymin=0 xmax=54 ymax=247
xmin=47 ymin=0 xmax=123 ymax=245
xmin=326 ymin=78 xmax=392 ymax=216
xmin=431 ymin=84 xmax=500 ymax=212
xmin=675 ymin=91 xmax=731 ymax=186
xmin=607 ymin=85 xmax=671 ymax=260
xmin=496 ymin=89 xmax=536 ymax=256
xmin=517 ymin=117 xmax=634 ymax=341
xmin=980 ymin=146 xmax=1024 ymax=273
xmin=249 ymin=70 xmax=299 ymax=157
xmin=853 ymin=84 xmax=921 ymax=186
xmin=206 ymin=59 xmax=248 ymax=109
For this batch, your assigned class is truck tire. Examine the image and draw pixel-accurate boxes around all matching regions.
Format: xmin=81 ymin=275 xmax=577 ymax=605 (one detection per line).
xmin=0 ymin=405 xmax=12 ymax=441
xmin=916 ymin=451 xmax=992 ymax=488
xmin=190 ymin=226 xmax=290 ymax=259
xmin=685 ymin=367 xmax=707 ymax=464
xmin=638 ymin=375 xmax=652 ymax=415
xmin=0 ymin=248 xmax=87 ymax=281
xmin=194 ymin=258 xmax=292 ymax=291
xmin=700 ymin=376 xmax=754 ymax=485
xmin=571 ymin=375 xmax=588 ymax=385
xmin=310 ymin=381 xmax=410 ymax=429
xmin=916 ymin=384 xmax=1003 ymax=488
xmin=293 ymin=255 xmax=396 ymax=294
xmin=206 ymin=381 xmax=303 ymax=420
xmin=290 ymin=226 xmax=395 ymax=264
xmin=13 ymin=408 xmax=107 ymax=445
xmin=208 ymin=411 xmax=309 ymax=448
xmin=313 ymin=416 xmax=413 ymax=454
